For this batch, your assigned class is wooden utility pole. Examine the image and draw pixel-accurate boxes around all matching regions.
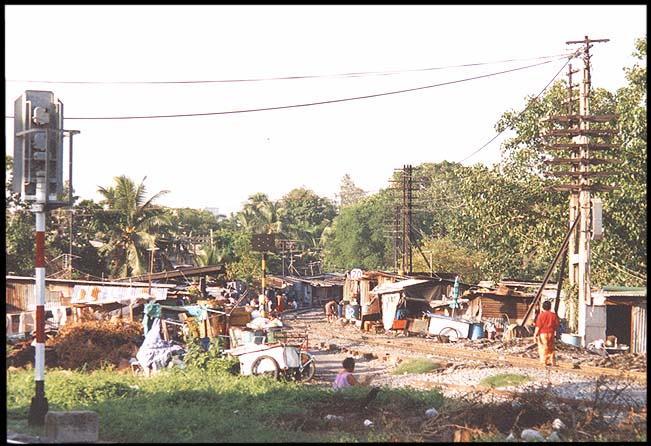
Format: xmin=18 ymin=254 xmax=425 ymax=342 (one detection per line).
xmin=387 ymin=165 xmax=418 ymax=275
xmin=543 ymin=36 xmax=618 ymax=345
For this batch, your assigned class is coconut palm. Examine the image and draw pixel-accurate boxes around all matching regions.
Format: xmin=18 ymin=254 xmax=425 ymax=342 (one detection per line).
xmin=238 ymin=193 xmax=283 ymax=235
xmin=96 ymin=175 xmax=170 ymax=278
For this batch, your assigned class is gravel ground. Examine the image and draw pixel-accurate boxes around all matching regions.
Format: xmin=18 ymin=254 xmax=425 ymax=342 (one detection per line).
xmin=283 ymin=309 xmax=647 ymax=408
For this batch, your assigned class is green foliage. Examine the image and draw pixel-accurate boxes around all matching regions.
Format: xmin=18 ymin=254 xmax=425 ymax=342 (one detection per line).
xmin=337 ymin=174 xmax=367 ymax=208
xmin=182 ymin=336 xmax=237 ymax=374
xmin=589 ymin=36 xmax=646 ymax=286
xmin=96 ymin=175 xmax=170 ymax=278
xmin=391 ymin=358 xmax=442 ymax=375
xmin=412 ymin=237 xmax=486 ymax=283
xmin=478 ymin=373 xmax=531 ymax=388
xmin=6 ymin=366 xmax=446 ymax=443
xmin=323 ymin=194 xmax=393 ymax=271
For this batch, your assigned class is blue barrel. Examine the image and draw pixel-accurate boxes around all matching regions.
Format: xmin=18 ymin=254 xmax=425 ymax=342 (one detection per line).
xmin=470 ymin=323 xmax=485 ymax=339
xmin=336 ymin=303 xmax=343 ymax=318
xmin=345 ymin=305 xmax=361 ymax=320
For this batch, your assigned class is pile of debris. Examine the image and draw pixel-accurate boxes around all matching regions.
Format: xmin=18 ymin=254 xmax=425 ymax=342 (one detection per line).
xmin=6 ymin=319 xmax=144 ymax=371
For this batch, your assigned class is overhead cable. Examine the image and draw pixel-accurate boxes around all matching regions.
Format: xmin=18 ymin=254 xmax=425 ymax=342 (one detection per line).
xmin=4 ymin=59 xmax=564 ymax=121
xmin=5 ymin=53 xmax=572 ymax=85
xmin=456 ymin=52 xmax=577 ymax=163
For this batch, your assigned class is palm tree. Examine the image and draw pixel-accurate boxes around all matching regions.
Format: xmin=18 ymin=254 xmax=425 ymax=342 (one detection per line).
xmin=239 ymin=193 xmax=283 ymax=235
xmin=97 ymin=175 xmax=170 ymax=278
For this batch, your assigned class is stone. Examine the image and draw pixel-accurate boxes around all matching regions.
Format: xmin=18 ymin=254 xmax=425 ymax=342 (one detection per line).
xmin=520 ymin=429 xmax=544 ymax=442
xmin=552 ymin=418 xmax=567 ymax=431
xmin=45 ymin=410 xmax=99 ymax=443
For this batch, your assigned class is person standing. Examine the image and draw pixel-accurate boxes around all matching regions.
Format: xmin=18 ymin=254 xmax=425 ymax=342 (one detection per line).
xmin=275 ymin=292 xmax=284 ymax=317
xmin=324 ymin=299 xmax=337 ymax=323
xmin=534 ymin=300 xmax=560 ymax=366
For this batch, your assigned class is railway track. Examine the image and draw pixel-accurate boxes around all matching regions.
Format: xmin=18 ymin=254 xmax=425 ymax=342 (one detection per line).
xmin=293 ymin=315 xmax=646 ymax=384
xmin=374 ymin=337 xmax=647 ymax=384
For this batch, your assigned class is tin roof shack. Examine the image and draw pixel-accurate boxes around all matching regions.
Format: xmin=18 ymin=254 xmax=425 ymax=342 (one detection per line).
xmin=468 ymin=281 xmax=565 ymax=324
xmin=266 ymin=273 xmax=345 ymax=308
xmin=370 ymin=275 xmax=471 ymax=333
xmin=343 ymin=270 xmax=398 ymax=322
xmin=590 ymin=286 xmax=646 ymax=354
xmin=463 ymin=280 xmax=567 ymax=337
xmin=5 ymin=275 xmax=172 ymax=337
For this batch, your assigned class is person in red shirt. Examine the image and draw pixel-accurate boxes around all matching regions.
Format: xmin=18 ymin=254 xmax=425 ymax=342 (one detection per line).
xmin=534 ymin=300 xmax=560 ymax=366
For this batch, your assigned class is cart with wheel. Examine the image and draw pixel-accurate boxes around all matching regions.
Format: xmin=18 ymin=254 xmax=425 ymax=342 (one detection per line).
xmin=224 ymin=331 xmax=316 ymax=381
xmin=426 ymin=313 xmax=473 ymax=342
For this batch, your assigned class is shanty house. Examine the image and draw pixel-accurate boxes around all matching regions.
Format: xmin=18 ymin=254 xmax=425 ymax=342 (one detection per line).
xmin=589 ymin=286 xmax=646 ymax=353
xmin=265 ymin=273 xmax=345 ymax=308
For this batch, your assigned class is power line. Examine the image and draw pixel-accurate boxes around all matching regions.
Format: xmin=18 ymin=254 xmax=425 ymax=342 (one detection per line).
xmin=456 ymin=52 xmax=577 ymax=164
xmin=5 ymin=53 xmax=572 ymax=85
xmin=4 ymin=59 xmax=563 ymax=121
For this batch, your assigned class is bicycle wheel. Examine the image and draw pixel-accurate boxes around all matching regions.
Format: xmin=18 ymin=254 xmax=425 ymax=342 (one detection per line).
xmin=439 ymin=327 xmax=461 ymax=342
xmin=297 ymin=352 xmax=316 ymax=381
xmin=251 ymin=355 xmax=280 ymax=380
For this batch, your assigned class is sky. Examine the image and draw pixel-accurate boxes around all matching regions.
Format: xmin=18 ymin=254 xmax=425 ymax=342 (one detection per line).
xmin=5 ymin=5 xmax=647 ymax=216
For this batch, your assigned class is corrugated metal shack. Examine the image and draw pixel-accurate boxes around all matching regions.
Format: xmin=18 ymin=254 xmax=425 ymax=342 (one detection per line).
xmin=463 ymin=280 xmax=566 ymax=336
xmin=591 ymin=286 xmax=646 ymax=354
xmin=369 ymin=274 xmax=471 ymax=333
xmin=5 ymin=275 xmax=172 ymax=336
xmin=265 ymin=273 xmax=345 ymax=308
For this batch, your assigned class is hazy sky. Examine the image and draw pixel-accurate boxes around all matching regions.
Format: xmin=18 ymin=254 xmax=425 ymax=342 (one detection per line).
xmin=5 ymin=5 xmax=646 ymax=215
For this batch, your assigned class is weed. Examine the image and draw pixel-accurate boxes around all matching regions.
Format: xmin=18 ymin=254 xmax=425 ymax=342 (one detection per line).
xmin=478 ymin=373 xmax=530 ymax=388
xmin=391 ymin=358 xmax=441 ymax=375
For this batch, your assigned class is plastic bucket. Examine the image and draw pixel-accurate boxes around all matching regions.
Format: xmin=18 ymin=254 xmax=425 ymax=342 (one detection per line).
xmin=470 ymin=323 xmax=485 ymax=339
xmin=561 ymin=333 xmax=582 ymax=347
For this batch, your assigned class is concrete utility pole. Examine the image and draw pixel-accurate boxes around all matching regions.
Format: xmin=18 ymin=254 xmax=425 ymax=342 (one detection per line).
xmin=543 ymin=36 xmax=617 ymax=346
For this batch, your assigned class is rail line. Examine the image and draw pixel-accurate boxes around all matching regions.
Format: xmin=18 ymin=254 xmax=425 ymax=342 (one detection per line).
xmin=300 ymin=322 xmax=646 ymax=384
xmin=375 ymin=337 xmax=647 ymax=383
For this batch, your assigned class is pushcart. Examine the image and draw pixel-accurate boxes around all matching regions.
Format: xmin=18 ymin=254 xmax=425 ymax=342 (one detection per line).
xmin=224 ymin=331 xmax=316 ymax=381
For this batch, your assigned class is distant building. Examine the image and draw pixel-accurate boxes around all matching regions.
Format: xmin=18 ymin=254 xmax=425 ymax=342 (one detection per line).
xmin=204 ymin=207 xmax=221 ymax=217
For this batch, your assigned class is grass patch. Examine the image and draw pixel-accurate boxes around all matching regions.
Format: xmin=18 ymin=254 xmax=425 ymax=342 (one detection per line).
xmin=7 ymin=360 xmax=445 ymax=443
xmin=478 ymin=373 xmax=531 ymax=388
xmin=391 ymin=358 xmax=442 ymax=375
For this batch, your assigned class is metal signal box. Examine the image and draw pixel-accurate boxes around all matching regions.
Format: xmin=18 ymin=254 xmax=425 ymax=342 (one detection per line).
xmin=14 ymin=90 xmax=65 ymax=204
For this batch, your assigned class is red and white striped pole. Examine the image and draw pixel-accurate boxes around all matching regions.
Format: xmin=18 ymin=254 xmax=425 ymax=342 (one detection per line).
xmin=28 ymin=172 xmax=49 ymax=425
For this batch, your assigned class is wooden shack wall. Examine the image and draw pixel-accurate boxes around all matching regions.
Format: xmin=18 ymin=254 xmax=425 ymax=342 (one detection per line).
xmin=6 ymin=282 xmax=69 ymax=313
xmin=470 ymin=295 xmax=534 ymax=322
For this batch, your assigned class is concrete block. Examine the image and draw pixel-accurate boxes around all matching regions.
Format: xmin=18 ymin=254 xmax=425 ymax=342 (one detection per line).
xmin=45 ymin=410 xmax=99 ymax=443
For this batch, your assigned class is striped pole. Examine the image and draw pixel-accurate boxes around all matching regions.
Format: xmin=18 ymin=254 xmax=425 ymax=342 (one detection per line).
xmin=28 ymin=173 xmax=49 ymax=425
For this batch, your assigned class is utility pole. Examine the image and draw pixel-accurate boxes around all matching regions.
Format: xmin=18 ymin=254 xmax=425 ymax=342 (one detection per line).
xmin=387 ymin=165 xmax=419 ymax=275
xmin=147 ymin=247 xmax=159 ymax=297
xmin=543 ymin=36 xmax=617 ymax=345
